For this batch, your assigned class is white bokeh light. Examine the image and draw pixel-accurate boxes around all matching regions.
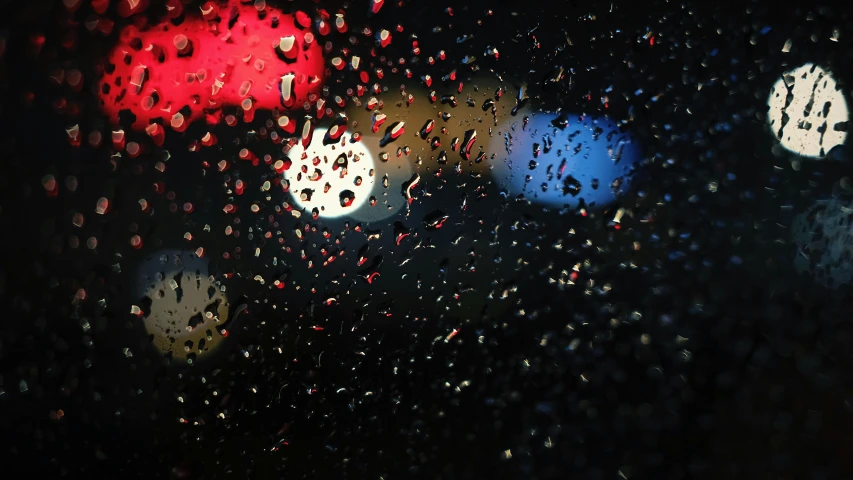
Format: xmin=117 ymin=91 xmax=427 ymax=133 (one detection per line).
xmin=283 ymin=128 xmax=376 ymax=218
xmin=767 ymin=63 xmax=849 ymax=158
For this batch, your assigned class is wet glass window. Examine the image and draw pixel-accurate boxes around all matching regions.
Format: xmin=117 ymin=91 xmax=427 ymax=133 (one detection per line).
xmin=1 ymin=0 xmax=853 ymax=478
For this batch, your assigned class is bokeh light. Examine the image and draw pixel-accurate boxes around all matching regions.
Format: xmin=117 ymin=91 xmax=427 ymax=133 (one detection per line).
xmin=767 ymin=63 xmax=848 ymax=158
xmin=488 ymin=112 xmax=642 ymax=209
xmin=134 ymin=249 xmax=233 ymax=363
xmin=99 ymin=0 xmax=326 ymax=130
xmin=283 ymin=128 xmax=377 ymax=219
xmin=791 ymin=197 xmax=853 ymax=288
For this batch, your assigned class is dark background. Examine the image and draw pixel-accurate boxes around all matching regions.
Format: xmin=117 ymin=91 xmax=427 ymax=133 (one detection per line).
xmin=2 ymin=0 xmax=853 ymax=478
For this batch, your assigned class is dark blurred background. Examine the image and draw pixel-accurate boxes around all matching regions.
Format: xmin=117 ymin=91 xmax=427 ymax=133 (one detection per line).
xmin=2 ymin=0 xmax=853 ymax=478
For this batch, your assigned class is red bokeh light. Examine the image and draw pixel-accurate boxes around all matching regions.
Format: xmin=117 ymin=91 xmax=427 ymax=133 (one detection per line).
xmin=99 ymin=0 xmax=326 ymax=131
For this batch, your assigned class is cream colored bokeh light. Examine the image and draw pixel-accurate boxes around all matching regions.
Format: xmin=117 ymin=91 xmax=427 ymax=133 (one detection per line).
xmin=135 ymin=249 xmax=231 ymax=363
xmin=767 ymin=63 xmax=849 ymax=158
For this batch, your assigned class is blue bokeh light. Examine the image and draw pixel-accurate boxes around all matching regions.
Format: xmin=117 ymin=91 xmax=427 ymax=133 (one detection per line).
xmin=488 ymin=113 xmax=642 ymax=209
